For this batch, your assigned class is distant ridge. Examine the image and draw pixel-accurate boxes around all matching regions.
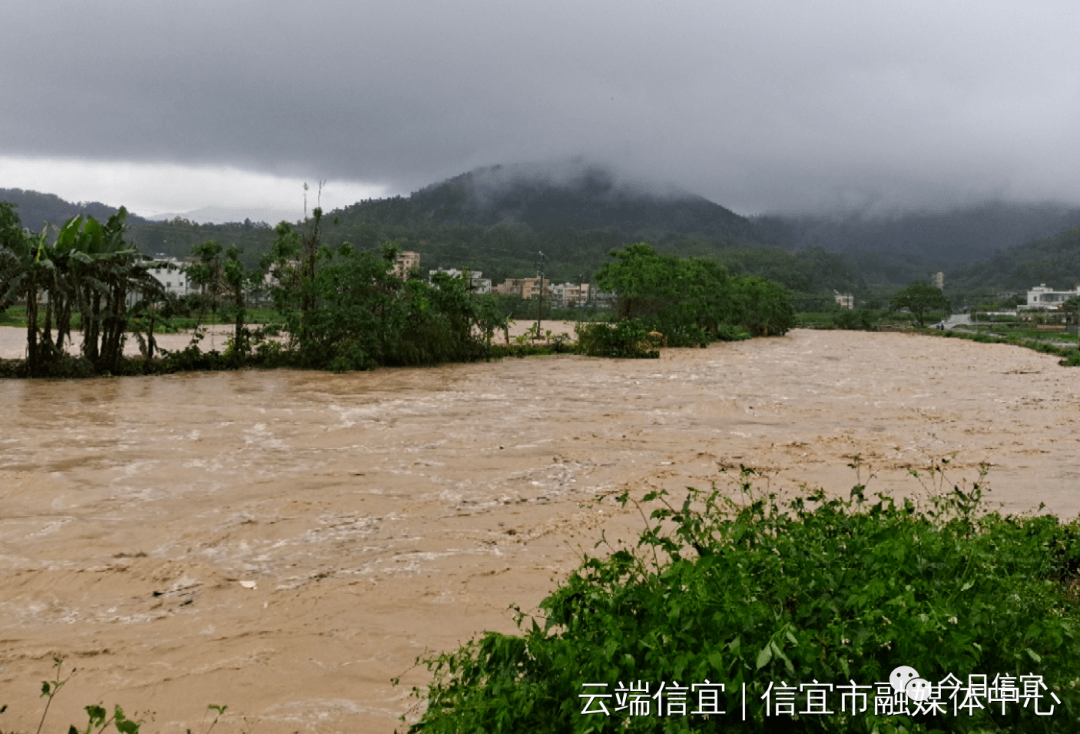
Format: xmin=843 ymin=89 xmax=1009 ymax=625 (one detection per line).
xmin=761 ymin=201 xmax=1080 ymax=267
xmin=947 ymin=224 xmax=1080 ymax=292
xmin=147 ymin=205 xmax=299 ymax=226
xmin=341 ymin=161 xmax=760 ymax=242
xmin=0 ymin=188 xmax=153 ymax=230
xmin=9 ymin=165 xmax=1080 ymax=294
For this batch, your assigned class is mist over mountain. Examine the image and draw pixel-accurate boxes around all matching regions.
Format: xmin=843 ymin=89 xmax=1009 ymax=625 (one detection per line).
xmin=340 ymin=161 xmax=761 ymax=243
xmin=8 ymin=163 xmax=1080 ymax=297
xmin=761 ymin=201 xmax=1080 ymax=268
xmin=948 ymin=225 xmax=1080 ymax=294
xmin=146 ymin=206 xmax=297 ymax=226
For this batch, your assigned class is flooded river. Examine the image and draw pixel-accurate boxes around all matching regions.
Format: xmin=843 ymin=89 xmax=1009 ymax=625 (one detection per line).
xmin=0 ymin=330 xmax=1078 ymax=732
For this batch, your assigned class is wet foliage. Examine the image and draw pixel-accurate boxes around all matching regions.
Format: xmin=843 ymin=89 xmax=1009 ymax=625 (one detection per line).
xmin=400 ymin=463 xmax=1080 ymax=733
xmin=594 ymin=243 xmax=795 ymax=345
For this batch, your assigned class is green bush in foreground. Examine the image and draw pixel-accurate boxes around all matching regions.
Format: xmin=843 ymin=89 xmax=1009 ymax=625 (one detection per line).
xmin=400 ymin=466 xmax=1080 ymax=733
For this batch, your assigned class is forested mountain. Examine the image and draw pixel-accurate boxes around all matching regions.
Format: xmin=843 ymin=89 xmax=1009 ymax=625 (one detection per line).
xmin=319 ymin=162 xmax=772 ymax=284
xmin=0 ymin=188 xmax=154 ymax=231
xmin=7 ymin=165 xmax=1080 ymax=302
xmin=343 ymin=163 xmax=760 ymax=240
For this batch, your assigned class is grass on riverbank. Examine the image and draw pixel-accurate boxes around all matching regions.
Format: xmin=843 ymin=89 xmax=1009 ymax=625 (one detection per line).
xmin=930 ymin=327 xmax=1080 ymax=367
xmin=796 ymin=311 xmax=1080 ymax=367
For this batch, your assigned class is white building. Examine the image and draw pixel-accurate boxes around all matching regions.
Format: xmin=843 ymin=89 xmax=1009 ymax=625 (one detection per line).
xmin=124 ymin=258 xmax=193 ymax=307
xmin=146 ymin=258 xmax=195 ymax=297
xmin=591 ymin=290 xmax=616 ymax=309
xmin=1023 ymin=284 xmax=1080 ymax=310
xmin=429 ymin=268 xmax=492 ymax=294
xmin=550 ymin=282 xmax=591 ymax=307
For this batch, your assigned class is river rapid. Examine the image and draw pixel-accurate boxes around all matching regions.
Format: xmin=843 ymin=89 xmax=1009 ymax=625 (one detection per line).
xmin=0 ymin=329 xmax=1077 ymax=732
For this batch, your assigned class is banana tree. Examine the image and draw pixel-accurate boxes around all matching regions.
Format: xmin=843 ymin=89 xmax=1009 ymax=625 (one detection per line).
xmin=55 ymin=208 xmax=165 ymax=372
xmin=0 ymin=204 xmax=64 ymax=373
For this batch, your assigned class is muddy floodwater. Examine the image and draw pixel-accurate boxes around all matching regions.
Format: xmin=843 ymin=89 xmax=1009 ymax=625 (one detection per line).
xmin=1 ymin=329 xmax=1078 ymax=732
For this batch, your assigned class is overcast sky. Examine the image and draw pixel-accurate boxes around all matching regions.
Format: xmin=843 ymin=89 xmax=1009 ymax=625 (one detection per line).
xmin=3 ymin=1 xmax=1080 ymax=222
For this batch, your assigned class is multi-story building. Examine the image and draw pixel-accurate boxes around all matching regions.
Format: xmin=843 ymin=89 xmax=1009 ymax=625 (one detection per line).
xmin=493 ymin=278 xmax=526 ymax=297
xmin=550 ymin=282 xmax=591 ymax=307
xmin=124 ymin=257 xmax=195 ymax=306
xmin=591 ymin=290 xmax=616 ymax=309
xmin=153 ymin=258 xmax=194 ymax=297
xmin=429 ymin=268 xmax=492 ymax=294
xmin=833 ymin=291 xmax=854 ymax=310
xmin=494 ymin=277 xmax=550 ymax=300
xmin=523 ymin=277 xmax=550 ymax=300
xmin=392 ymin=251 xmax=420 ymax=280
xmin=1023 ymin=283 xmax=1080 ymax=310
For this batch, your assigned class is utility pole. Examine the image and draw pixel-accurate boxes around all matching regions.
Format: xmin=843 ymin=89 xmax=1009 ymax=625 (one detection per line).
xmin=535 ymin=250 xmax=545 ymax=337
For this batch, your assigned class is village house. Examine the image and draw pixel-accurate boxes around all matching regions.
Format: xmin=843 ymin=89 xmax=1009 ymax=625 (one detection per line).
xmin=428 ymin=268 xmax=492 ymax=294
xmin=494 ymin=277 xmax=551 ymax=300
xmin=833 ymin=290 xmax=854 ymax=310
xmin=125 ymin=257 xmax=196 ymax=307
xmin=550 ymin=282 xmax=590 ymax=308
xmin=1021 ymin=283 xmax=1080 ymax=310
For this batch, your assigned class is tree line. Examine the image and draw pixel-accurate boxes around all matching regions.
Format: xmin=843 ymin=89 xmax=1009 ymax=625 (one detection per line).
xmin=1 ymin=201 xmax=799 ymax=377
xmin=0 ymin=203 xmax=167 ymax=376
xmin=593 ymin=243 xmax=796 ymax=345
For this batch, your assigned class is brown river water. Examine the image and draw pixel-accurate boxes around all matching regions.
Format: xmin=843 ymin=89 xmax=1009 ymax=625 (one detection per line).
xmin=1 ymin=329 xmax=1078 ymax=732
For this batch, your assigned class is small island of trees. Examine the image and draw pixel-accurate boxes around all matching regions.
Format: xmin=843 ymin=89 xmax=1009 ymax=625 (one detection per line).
xmin=0 ymin=203 xmax=797 ymax=379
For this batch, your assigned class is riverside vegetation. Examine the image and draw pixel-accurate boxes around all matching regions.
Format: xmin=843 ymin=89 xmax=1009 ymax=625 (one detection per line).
xmin=0 ymin=658 xmax=226 ymax=734
xmin=398 ymin=463 xmax=1080 ymax=733
xmin=0 ymin=202 xmax=795 ymax=377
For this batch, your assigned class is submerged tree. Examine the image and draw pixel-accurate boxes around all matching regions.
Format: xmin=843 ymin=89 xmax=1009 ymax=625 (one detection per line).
xmin=188 ymin=240 xmax=263 ymax=364
xmin=0 ymin=203 xmax=58 ymax=373
xmin=0 ymin=204 xmax=165 ymax=375
xmin=594 ymin=242 xmax=794 ymax=344
xmin=62 ymin=209 xmax=165 ymax=372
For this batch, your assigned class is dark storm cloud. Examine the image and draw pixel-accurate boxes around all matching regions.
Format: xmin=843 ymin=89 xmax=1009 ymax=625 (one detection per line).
xmin=4 ymin=0 xmax=1080 ymax=214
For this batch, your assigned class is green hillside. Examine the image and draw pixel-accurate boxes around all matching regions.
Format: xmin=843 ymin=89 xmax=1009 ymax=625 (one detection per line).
xmin=0 ymin=188 xmax=152 ymax=231
xmin=947 ymin=225 xmax=1080 ymax=296
xmin=13 ymin=164 xmax=1076 ymax=304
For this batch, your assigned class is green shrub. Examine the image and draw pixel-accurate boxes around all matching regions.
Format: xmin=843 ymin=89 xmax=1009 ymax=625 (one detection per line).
xmin=714 ymin=324 xmax=752 ymax=342
xmin=401 ymin=466 xmax=1080 ymax=733
xmin=795 ymin=312 xmax=840 ymax=329
xmin=923 ymin=327 xmax=1080 ymax=367
xmin=574 ymin=320 xmax=659 ymax=358
xmin=593 ymin=243 xmax=795 ymax=345
xmin=835 ymin=309 xmax=880 ymax=331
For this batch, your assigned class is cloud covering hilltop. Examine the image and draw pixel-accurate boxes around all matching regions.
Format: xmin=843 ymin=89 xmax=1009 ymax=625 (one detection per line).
xmin=3 ymin=1 xmax=1080 ymax=221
